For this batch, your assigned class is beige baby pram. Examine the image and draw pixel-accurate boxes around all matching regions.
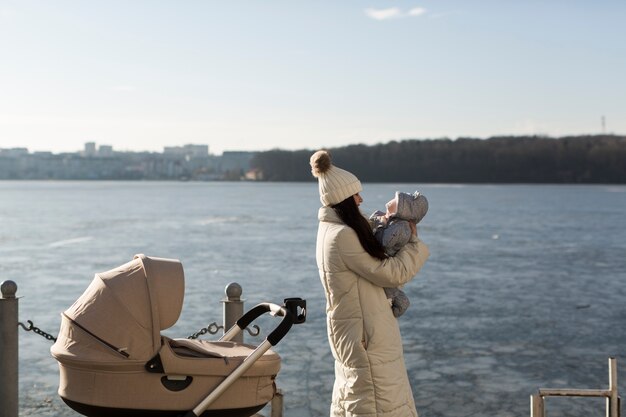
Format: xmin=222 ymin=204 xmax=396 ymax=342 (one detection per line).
xmin=50 ymin=254 xmax=306 ymax=417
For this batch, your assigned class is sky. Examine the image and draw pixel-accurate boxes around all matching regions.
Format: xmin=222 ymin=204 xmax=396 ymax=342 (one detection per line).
xmin=1 ymin=0 xmax=625 ymax=155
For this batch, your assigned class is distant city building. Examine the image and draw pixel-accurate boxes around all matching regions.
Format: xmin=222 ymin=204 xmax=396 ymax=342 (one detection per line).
xmin=163 ymin=144 xmax=209 ymax=158
xmin=84 ymin=142 xmax=97 ymax=157
xmin=245 ymin=168 xmax=263 ymax=181
xmin=0 ymin=148 xmax=28 ymax=157
xmin=98 ymin=145 xmax=114 ymax=157
xmin=220 ymin=151 xmax=255 ymax=173
xmin=0 ymin=143 xmax=258 ymax=181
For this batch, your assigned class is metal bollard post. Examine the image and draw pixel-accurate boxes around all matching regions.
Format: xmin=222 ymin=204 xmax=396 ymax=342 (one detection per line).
xmin=271 ymin=389 xmax=284 ymax=417
xmin=222 ymin=282 xmax=244 ymax=344
xmin=0 ymin=280 xmax=19 ymax=417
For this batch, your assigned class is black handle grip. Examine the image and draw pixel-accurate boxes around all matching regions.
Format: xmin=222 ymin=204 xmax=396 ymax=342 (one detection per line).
xmin=235 ymin=299 xmax=306 ymax=346
xmin=267 ymin=307 xmax=293 ymax=346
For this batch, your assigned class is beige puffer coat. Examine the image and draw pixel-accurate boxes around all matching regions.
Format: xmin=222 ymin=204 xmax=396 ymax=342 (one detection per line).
xmin=316 ymin=207 xmax=430 ymax=417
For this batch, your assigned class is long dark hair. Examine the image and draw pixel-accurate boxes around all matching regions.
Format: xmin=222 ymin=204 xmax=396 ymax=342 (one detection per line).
xmin=333 ymin=197 xmax=387 ymax=261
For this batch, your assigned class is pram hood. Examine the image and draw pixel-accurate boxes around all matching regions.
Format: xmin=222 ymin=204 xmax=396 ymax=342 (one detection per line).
xmin=51 ymin=254 xmax=184 ymax=364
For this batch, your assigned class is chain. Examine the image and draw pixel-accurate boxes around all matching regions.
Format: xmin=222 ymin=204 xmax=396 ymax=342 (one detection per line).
xmin=18 ymin=320 xmax=57 ymax=342
xmin=17 ymin=318 xmax=262 ymax=343
xmin=187 ymin=322 xmax=261 ymax=339
xmin=188 ymin=322 xmax=223 ymax=339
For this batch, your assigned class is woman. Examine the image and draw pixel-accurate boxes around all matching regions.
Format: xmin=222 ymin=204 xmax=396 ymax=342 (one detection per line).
xmin=310 ymin=150 xmax=429 ymax=417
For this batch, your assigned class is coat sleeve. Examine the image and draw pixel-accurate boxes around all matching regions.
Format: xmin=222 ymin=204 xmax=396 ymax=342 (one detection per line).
xmin=337 ymin=227 xmax=429 ymax=288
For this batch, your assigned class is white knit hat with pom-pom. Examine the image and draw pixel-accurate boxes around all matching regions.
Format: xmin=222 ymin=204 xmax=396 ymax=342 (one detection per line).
xmin=310 ymin=150 xmax=362 ymax=207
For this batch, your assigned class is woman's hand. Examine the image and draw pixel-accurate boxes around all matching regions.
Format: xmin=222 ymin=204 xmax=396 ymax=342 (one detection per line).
xmin=409 ymin=221 xmax=417 ymax=236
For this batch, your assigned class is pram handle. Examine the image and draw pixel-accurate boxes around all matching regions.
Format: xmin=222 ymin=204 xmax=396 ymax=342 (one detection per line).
xmin=185 ymin=298 xmax=306 ymax=417
xmin=221 ymin=298 xmax=306 ymax=346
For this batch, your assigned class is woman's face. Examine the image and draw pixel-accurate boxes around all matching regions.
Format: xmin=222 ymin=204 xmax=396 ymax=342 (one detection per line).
xmin=353 ymin=193 xmax=363 ymax=206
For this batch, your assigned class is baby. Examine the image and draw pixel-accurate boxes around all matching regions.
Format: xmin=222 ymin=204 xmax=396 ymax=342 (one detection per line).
xmin=370 ymin=191 xmax=428 ymax=317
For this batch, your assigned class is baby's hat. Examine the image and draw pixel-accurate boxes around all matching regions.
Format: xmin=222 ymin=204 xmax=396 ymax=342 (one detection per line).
xmin=395 ymin=191 xmax=429 ymax=223
xmin=310 ymin=150 xmax=362 ymax=207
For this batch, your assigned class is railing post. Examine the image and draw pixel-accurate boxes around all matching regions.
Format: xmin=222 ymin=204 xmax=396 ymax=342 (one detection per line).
xmin=0 ymin=280 xmax=19 ymax=417
xmin=609 ymin=357 xmax=619 ymax=417
xmin=530 ymin=393 xmax=544 ymax=417
xmin=222 ymin=282 xmax=244 ymax=344
xmin=531 ymin=358 xmax=620 ymax=417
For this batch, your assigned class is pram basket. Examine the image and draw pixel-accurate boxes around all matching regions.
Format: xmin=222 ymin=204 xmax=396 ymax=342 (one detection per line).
xmin=50 ymin=254 xmax=306 ymax=417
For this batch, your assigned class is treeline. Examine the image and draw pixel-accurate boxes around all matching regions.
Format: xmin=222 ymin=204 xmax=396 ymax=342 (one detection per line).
xmin=250 ymin=135 xmax=626 ymax=183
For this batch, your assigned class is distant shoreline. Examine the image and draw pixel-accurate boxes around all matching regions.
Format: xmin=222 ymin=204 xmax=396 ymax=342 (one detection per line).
xmin=2 ymin=135 xmax=625 ymax=183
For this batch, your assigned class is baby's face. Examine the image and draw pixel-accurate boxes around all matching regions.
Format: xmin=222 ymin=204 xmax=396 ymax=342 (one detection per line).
xmin=385 ymin=198 xmax=397 ymax=217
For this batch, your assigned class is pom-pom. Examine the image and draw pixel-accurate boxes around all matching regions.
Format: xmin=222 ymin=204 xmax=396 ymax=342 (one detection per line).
xmin=310 ymin=150 xmax=332 ymax=177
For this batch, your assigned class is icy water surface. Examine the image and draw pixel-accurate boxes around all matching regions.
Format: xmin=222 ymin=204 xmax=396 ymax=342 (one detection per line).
xmin=1 ymin=181 xmax=625 ymax=416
